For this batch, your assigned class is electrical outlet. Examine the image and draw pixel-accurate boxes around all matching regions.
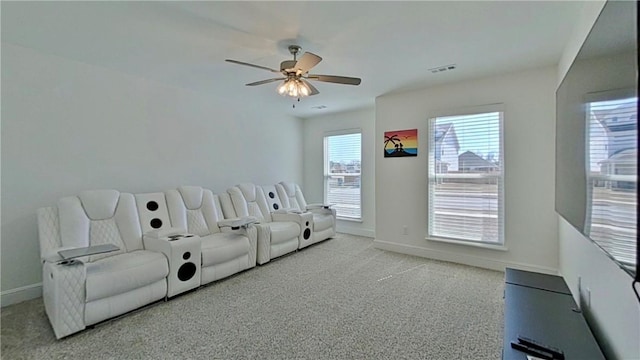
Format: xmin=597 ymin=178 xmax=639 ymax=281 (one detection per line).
xmin=402 ymin=225 xmax=408 ymax=235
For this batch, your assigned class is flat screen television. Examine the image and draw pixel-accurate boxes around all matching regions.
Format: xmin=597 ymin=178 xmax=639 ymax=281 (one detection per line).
xmin=556 ymin=0 xmax=638 ymax=282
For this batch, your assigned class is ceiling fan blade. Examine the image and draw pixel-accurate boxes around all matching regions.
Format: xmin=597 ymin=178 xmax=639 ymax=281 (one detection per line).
xmin=246 ymin=78 xmax=286 ymax=86
xmin=301 ymin=79 xmax=320 ymax=96
xmin=294 ymin=52 xmax=322 ymax=75
xmin=225 ymin=59 xmax=280 ymax=73
xmin=307 ymin=74 xmax=361 ymax=85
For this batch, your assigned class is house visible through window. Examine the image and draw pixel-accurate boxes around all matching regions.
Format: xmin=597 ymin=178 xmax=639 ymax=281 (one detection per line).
xmin=586 ymin=96 xmax=637 ymax=272
xmin=428 ymin=110 xmax=504 ymax=245
xmin=324 ymin=131 xmax=362 ymax=220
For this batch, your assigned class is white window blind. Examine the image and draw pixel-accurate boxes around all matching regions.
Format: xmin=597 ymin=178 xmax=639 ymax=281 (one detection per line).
xmin=586 ymin=96 xmax=637 ymax=271
xmin=428 ymin=111 xmax=504 ymax=245
xmin=324 ymin=132 xmax=362 ymax=220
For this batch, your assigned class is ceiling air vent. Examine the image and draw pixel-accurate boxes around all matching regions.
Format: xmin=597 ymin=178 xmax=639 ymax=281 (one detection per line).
xmin=428 ymin=64 xmax=456 ymax=74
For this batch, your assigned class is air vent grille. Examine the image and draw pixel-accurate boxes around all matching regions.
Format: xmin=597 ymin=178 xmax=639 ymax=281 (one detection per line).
xmin=428 ymin=64 xmax=456 ymax=74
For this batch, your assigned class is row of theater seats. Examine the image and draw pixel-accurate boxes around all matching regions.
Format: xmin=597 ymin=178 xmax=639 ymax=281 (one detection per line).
xmin=36 ymin=182 xmax=336 ymax=339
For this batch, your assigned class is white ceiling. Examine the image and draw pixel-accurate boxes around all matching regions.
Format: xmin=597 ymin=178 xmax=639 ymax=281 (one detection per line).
xmin=2 ymin=1 xmax=585 ymax=118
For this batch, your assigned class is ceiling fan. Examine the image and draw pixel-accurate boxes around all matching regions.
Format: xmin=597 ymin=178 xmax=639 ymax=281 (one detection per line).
xmin=225 ymin=45 xmax=361 ymax=99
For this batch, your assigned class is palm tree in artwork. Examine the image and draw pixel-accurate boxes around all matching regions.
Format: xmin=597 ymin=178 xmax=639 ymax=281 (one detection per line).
xmin=384 ymin=134 xmax=401 ymax=154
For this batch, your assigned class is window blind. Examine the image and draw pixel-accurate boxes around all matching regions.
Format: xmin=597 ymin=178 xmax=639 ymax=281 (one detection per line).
xmin=325 ymin=132 xmax=362 ymax=220
xmin=428 ymin=111 xmax=504 ymax=244
xmin=586 ymin=97 xmax=637 ymax=270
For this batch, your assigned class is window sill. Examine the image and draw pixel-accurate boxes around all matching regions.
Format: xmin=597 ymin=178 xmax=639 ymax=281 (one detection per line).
xmin=337 ymin=217 xmax=363 ymax=223
xmin=426 ymin=236 xmax=508 ymax=251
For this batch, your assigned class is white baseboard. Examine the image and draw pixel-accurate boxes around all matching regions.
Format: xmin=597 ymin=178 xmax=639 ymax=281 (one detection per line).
xmin=1 ymin=283 xmax=42 ymax=307
xmin=373 ymin=240 xmax=558 ymax=274
xmin=337 ymin=226 xmax=375 ymax=238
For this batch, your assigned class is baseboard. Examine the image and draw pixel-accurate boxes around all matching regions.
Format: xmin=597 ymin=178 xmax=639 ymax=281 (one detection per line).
xmin=373 ymin=240 xmax=558 ymax=274
xmin=336 ymin=226 xmax=375 ymax=238
xmin=1 ymin=283 xmax=42 ymax=307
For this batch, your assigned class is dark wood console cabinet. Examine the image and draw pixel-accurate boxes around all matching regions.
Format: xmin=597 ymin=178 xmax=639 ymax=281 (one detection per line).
xmin=503 ymin=268 xmax=604 ymax=359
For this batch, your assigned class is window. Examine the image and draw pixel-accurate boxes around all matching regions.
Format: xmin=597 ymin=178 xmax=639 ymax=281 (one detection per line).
xmin=428 ymin=110 xmax=504 ymax=245
xmin=586 ymin=94 xmax=637 ymax=271
xmin=324 ymin=131 xmax=362 ymax=220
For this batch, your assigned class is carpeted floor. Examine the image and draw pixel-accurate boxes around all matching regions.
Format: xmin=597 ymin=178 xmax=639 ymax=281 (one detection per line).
xmin=1 ymin=234 xmax=504 ymax=359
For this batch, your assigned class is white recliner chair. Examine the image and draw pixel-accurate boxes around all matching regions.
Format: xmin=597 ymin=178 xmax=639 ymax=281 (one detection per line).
xmin=165 ymin=186 xmax=257 ymax=285
xmin=260 ymin=184 xmax=315 ymax=249
xmin=227 ymin=183 xmax=301 ymax=265
xmin=276 ymin=181 xmax=336 ymax=247
xmin=37 ymin=190 xmax=169 ymax=339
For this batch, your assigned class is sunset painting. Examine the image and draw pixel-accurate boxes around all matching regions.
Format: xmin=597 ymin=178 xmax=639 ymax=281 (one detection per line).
xmin=384 ymin=129 xmax=418 ymax=157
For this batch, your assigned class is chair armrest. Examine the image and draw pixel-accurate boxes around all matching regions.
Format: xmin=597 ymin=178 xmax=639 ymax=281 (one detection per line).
xmin=43 ymin=244 xmax=121 ymax=264
xmin=43 ymin=247 xmax=80 ymax=263
xmin=306 ymin=203 xmax=334 ymax=209
xmin=42 ymin=260 xmax=87 ymax=338
xmin=273 ymin=208 xmax=303 ymax=214
xmin=57 ymin=244 xmax=120 ymax=261
xmin=144 ymin=227 xmax=187 ymax=239
xmin=272 ymin=212 xmax=307 ymax=223
xmin=272 ymin=212 xmax=313 ymax=228
xmin=218 ymin=216 xmax=258 ymax=230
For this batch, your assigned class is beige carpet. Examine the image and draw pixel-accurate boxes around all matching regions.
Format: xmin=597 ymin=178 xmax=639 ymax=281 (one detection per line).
xmin=1 ymin=234 xmax=504 ymax=359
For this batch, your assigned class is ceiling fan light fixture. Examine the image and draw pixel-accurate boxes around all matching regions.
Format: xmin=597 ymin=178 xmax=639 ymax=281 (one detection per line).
xmin=277 ymin=78 xmax=309 ymax=98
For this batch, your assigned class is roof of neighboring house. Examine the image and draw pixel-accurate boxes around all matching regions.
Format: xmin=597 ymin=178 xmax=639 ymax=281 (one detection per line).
xmin=599 ymin=149 xmax=637 ymax=164
xmin=592 ymin=105 xmax=637 ymax=132
xmin=434 ymin=123 xmax=460 ymax=151
xmin=459 ymin=150 xmax=497 ymax=168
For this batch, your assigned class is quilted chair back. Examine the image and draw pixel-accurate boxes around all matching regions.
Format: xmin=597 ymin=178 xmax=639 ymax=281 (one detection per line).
xmin=228 ymin=183 xmax=272 ymax=223
xmin=57 ymin=190 xmax=142 ymax=261
xmin=166 ymin=186 xmax=222 ymax=236
xmin=277 ymin=182 xmax=308 ymax=211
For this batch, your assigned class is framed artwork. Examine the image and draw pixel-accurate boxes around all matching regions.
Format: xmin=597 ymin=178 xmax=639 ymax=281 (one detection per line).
xmin=384 ymin=129 xmax=417 ymax=157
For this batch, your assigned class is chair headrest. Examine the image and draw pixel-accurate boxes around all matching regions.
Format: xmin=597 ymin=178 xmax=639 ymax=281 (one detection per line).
xmin=279 ymin=182 xmax=296 ymax=196
xmin=178 ymin=186 xmax=204 ymax=210
xmin=78 ymin=190 xmax=120 ymax=220
xmin=237 ymin=183 xmax=257 ymax=202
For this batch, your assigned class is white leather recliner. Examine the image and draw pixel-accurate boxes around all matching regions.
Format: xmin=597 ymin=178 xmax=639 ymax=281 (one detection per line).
xmin=260 ymin=184 xmax=315 ymax=249
xmin=276 ymin=181 xmax=336 ymax=247
xmin=37 ymin=190 xmax=169 ymax=339
xmin=227 ymin=183 xmax=301 ymax=265
xmin=165 ymin=186 xmax=257 ymax=285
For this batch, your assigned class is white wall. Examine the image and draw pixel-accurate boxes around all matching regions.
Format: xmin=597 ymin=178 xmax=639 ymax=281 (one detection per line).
xmin=302 ymin=107 xmax=375 ymax=238
xmin=559 ymin=219 xmax=639 ymax=359
xmin=557 ymin=1 xmax=607 ymax=83
xmin=1 ymin=43 xmax=304 ymax=305
xmin=374 ymin=66 xmax=559 ymax=274
xmin=556 ymin=1 xmax=640 ymax=359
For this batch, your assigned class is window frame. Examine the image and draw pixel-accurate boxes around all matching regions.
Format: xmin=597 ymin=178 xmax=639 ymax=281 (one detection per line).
xmin=323 ymin=129 xmax=363 ymax=221
xmin=426 ymin=104 xmax=506 ymax=248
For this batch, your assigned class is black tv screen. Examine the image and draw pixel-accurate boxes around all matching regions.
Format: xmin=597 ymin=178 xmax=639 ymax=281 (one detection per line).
xmin=556 ymin=0 xmax=638 ymax=281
